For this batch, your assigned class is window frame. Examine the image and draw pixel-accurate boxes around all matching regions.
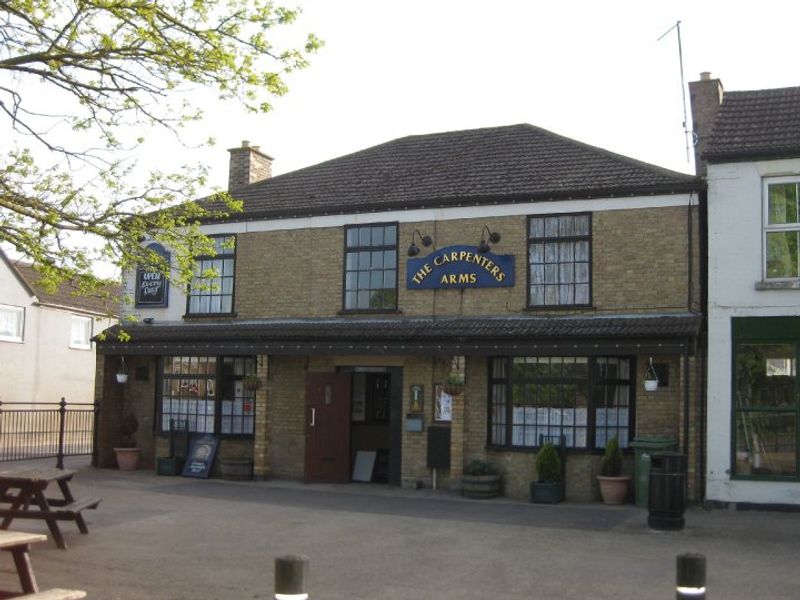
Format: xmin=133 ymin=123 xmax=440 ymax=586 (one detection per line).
xmin=185 ymin=234 xmax=236 ymax=316
xmin=731 ymin=317 xmax=800 ymax=481
xmin=763 ymin=177 xmax=800 ymax=281
xmin=69 ymin=314 xmax=93 ymax=350
xmin=486 ymin=355 xmax=635 ymax=453
xmin=341 ymin=222 xmax=399 ymax=313
xmin=156 ymin=355 xmax=256 ymax=438
xmin=0 ymin=304 xmax=25 ymax=343
xmin=526 ymin=212 xmax=593 ymax=309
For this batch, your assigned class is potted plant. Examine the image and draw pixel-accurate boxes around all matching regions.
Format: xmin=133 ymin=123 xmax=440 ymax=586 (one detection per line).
xmin=114 ymin=414 xmax=141 ymax=471
xmin=443 ymin=373 xmax=464 ymax=396
xmin=530 ymin=442 xmax=563 ymax=503
xmin=461 ymin=458 xmax=501 ymax=498
xmin=243 ymin=373 xmax=261 ymax=391
xmin=116 ymin=357 xmax=128 ymax=384
xmin=597 ymin=436 xmax=631 ymax=504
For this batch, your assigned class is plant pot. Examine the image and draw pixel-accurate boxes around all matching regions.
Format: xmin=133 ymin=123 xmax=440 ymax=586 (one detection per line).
xmin=114 ymin=447 xmax=140 ymax=471
xmin=116 ymin=373 xmax=129 ymax=384
xmin=220 ymin=458 xmax=254 ymax=481
xmin=643 ymin=379 xmax=658 ymax=392
xmin=530 ymin=480 xmax=563 ymax=504
xmin=597 ymin=475 xmax=631 ymax=505
xmin=156 ymin=456 xmax=184 ymax=476
xmin=443 ymin=385 xmax=463 ymax=396
xmin=461 ymin=474 xmax=501 ymax=499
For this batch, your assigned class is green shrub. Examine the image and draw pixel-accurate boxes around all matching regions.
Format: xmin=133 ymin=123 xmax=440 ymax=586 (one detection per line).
xmin=535 ymin=443 xmax=561 ymax=482
xmin=119 ymin=414 xmax=139 ymax=448
xmin=464 ymin=458 xmax=498 ymax=476
xmin=600 ymin=436 xmax=623 ymax=476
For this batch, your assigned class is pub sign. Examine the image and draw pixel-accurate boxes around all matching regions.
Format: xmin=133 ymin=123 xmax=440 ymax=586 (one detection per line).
xmin=135 ymin=243 xmax=170 ymax=307
xmin=407 ymin=245 xmax=515 ymax=289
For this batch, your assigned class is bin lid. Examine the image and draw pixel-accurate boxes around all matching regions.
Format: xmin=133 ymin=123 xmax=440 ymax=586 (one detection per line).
xmin=630 ymin=436 xmax=677 ymax=449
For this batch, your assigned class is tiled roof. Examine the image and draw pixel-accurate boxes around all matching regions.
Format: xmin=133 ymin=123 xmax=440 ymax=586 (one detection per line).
xmin=96 ymin=314 xmax=702 ymax=356
xmin=12 ymin=262 xmax=120 ymax=316
xmin=704 ymin=86 xmax=800 ymax=162
xmin=206 ymin=124 xmax=700 ymax=220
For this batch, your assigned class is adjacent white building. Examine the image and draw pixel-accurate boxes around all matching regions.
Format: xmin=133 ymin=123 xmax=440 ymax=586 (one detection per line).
xmin=692 ymin=74 xmax=800 ymax=505
xmin=0 ymin=250 xmax=117 ymax=407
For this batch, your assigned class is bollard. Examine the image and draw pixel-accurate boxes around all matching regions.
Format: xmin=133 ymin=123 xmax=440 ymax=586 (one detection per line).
xmin=676 ymin=553 xmax=706 ymax=599
xmin=275 ymin=554 xmax=309 ymax=600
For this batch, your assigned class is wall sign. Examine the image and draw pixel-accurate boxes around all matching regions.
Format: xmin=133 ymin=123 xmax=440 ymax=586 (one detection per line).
xmin=407 ymin=245 xmax=515 ymax=289
xmin=135 ymin=243 xmax=170 ymax=307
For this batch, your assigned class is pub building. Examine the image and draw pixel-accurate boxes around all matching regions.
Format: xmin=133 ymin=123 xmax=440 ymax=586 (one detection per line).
xmin=94 ymin=125 xmax=705 ymax=502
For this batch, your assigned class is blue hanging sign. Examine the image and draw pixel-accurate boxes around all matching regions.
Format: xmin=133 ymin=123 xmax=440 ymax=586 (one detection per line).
xmin=407 ymin=245 xmax=515 ymax=289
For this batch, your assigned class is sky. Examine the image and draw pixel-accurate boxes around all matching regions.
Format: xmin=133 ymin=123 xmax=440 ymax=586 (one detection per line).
xmin=170 ymin=0 xmax=800 ymax=187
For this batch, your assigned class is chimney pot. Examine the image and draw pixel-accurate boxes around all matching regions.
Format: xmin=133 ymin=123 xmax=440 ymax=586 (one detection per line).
xmin=700 ymin=71 xmax=711 ymax=81
xmin=241 ymin=140 xmax=251 ymax=148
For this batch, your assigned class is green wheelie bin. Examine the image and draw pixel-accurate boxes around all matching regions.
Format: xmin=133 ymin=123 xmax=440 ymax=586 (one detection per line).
xmin=630 ymin=436 xmax=677 ymax=508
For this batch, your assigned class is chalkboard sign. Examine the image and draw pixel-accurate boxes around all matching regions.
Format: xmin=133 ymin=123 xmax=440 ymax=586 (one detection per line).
xmin=181 ymin=433 xmax=219 ymax=479
xmin=135 ymin=243 xmax=169 ymax=307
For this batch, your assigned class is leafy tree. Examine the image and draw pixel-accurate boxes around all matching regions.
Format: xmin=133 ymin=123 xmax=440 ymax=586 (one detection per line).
xmin=0 ymin=0 xmax=320 ymax=298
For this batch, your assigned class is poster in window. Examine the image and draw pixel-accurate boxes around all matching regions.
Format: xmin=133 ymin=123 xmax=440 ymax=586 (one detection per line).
xmin=435 ymin=384 xmax=452 ymax=422
xmin=135 ymin=243 xmax=170 ymax=307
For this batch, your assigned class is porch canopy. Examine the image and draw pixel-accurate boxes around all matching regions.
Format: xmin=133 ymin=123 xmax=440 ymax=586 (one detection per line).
xmin=96 ymin=313 xmax=702 ymax=357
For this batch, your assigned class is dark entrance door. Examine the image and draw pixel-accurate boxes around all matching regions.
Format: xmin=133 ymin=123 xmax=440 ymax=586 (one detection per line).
xmin=305 ymin=373 xmax=352 ymax=483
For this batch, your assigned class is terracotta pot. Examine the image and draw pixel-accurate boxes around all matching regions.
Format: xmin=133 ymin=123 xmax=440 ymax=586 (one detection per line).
xmin=597 ymin=475 xmax=631 ymax=505
xmin=114 ymin=447 xmax=141 ymax=471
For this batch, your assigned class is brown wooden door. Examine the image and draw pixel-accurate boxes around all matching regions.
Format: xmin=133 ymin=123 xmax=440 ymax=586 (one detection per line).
xmin=305 ymin=373 xmax=352 ymax=483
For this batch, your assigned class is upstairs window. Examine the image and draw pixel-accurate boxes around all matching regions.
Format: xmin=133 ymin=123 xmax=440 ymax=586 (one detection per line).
xmin=343 ymin=223 xmax=398 ymax=311
xmin=0 ymin=304 xmax=24 ymax=343
xmin=528 ymin=213 xmax=591 ymax=307
xmin=69 ymin=315 xmax=92 ymax=350
xmin=765 ymin=179 xmax=800 ymax=279
xmin=187 ymin=235 xmax=235 ymax=315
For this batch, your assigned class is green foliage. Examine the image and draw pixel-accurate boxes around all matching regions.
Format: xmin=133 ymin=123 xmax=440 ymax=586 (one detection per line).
xmin=119 ymin=414 xmax=140 ymax=448
xmin=600 ymin=436 xmax=623 ymax=476
xmin=464 ymin=459 xmax=498 ymax=476
xmin=535 ymin=442 xmax=561 ymax=482
xmin=0 ymin=0 xmax=320 ymax=309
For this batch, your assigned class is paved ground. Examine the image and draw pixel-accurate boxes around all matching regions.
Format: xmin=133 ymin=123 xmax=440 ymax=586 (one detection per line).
xmin=2 ymin=457 xmax=800 ymax=599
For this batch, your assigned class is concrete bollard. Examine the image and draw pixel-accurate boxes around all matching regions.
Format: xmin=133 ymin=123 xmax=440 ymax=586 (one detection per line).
xmin=676 ymin=553 xmax=706 ymax=599
xmin=275 ymin=554 xmax=309 ymax=600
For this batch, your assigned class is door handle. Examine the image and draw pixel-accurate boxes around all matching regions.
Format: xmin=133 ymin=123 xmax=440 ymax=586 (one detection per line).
xmin=310 ymin=408 xmax=315 ymax=427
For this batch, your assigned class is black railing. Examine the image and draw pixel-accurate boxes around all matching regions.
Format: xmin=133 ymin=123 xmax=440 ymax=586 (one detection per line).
xmin=0 ymin=398 xmax=98 ymax=468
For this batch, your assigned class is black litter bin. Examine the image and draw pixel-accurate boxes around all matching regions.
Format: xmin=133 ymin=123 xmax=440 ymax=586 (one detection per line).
xmin=647 ymin=451 xmax=687 ymax=531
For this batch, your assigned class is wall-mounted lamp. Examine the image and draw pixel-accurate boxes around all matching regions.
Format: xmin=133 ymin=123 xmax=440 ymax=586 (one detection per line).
xmin=407 ymin=229 xmax=433 ymax=257
xmin=116 ymin=356 xmax=129 ymax=384
xmin=478 ymin=225 xmax=501 ymax=254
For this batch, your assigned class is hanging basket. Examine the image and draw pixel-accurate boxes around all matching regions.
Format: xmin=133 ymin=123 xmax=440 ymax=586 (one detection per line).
xmin=116 ymin=373 xmax=129 ymax=384
xmin=643 ymin=378 xmax=659 ymax=392
xmin=643 ymin=358 xmax=659 ymax=392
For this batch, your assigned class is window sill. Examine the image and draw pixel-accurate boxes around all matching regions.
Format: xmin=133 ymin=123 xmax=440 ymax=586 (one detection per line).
xmin=486 ymin=444 xmax=630 ymax=455
xmin=524 ymin=304 xmax=596 ymax=312
xmin=754 ymin=280 xmax=800 ymax=291
xmin=338 ymin=309 xmax=403 ymax=315
xmin=183 ymin=312 xmax=238 ymax=319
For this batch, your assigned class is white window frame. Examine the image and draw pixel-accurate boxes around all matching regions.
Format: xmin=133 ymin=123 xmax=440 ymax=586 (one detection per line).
xmin=763 ymin=176 xmax=800 ymax=281
xmin=0 ymin=304 xmax=24 ymax=343
xmin=69 ymin=315 xmax=93 ymax=350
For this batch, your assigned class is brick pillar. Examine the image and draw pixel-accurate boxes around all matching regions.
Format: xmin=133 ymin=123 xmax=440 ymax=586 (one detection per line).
xmin=253 ymin=354 xmax=271 ymax=479
xmin=449 ymin=391 xmax=465 ymax=483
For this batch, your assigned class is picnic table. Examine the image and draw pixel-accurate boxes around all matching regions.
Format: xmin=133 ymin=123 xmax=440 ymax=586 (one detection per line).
xmin=0 ymin=468 xmax=101 ymax=550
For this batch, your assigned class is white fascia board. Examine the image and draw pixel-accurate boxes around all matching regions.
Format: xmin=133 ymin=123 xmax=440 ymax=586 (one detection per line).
xmin=199 ymin=193 xmax=698 ymax=236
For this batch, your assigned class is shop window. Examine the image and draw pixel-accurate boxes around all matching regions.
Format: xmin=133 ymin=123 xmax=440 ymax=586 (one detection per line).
xmin=528 ymin=213 xmax=591 ymax=307
xmin=69 ymin=315 xmax=92 ymax=350
xmin=0 ymin=304 xmax=24 ymax=343
xmin=159 ymin=355 xmax=255 ymax=436
xmin=764 ymin=179 xmax=800 ymax=280
xmin=187 ymin=235 xmax=235 ymax=315
xmin=488 ymin=356 xmax=632 ymax=450
xmin=343 ymin=223 xmax=398 ymax=311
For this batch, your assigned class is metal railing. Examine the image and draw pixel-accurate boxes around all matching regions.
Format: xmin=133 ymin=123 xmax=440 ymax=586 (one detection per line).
xmin=0 ymin=398 xmax=98 ymax=468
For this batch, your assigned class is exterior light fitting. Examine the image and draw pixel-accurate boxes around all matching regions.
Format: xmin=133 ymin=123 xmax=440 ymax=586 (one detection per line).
xmin=478 ymin=225 xmax=501 ymax=253
xmin=407 ymin=229 xmax=433 ymax=257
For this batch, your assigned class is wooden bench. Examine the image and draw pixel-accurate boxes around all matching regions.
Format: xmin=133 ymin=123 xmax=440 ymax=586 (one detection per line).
xmin=16 ymin=589 xmax=86 ymax=599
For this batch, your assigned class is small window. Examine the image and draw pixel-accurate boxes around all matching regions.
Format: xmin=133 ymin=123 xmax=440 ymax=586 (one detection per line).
xmin=0 ymin=304 xmax=24 ymax=343
xmin=187 ymin=235 xmax=236 ymax=314
xmin=343 ymin=223 xmax=398 ymax=311
xmin=70 ymin=315 xmax=93 ymax=349
xmin=764 ymin=179 xmax=800 ymax=279
xmin=528 ymin=213 xmax=591 ymax=307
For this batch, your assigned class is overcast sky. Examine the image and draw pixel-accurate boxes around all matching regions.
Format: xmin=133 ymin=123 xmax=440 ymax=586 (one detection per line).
xmin=168 ymin=0 xmax=800 ymax=189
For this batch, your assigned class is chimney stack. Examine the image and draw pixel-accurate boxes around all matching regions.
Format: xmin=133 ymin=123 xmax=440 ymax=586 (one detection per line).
xmin=688 ymin=72 xmax=724 ymax=176
xmin=227 ymin=140 xmax=273 ymax=190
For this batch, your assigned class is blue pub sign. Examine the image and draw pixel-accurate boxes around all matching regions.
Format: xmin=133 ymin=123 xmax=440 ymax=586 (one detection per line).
xmin=406 ymin=245 xmax=515 ymax=289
